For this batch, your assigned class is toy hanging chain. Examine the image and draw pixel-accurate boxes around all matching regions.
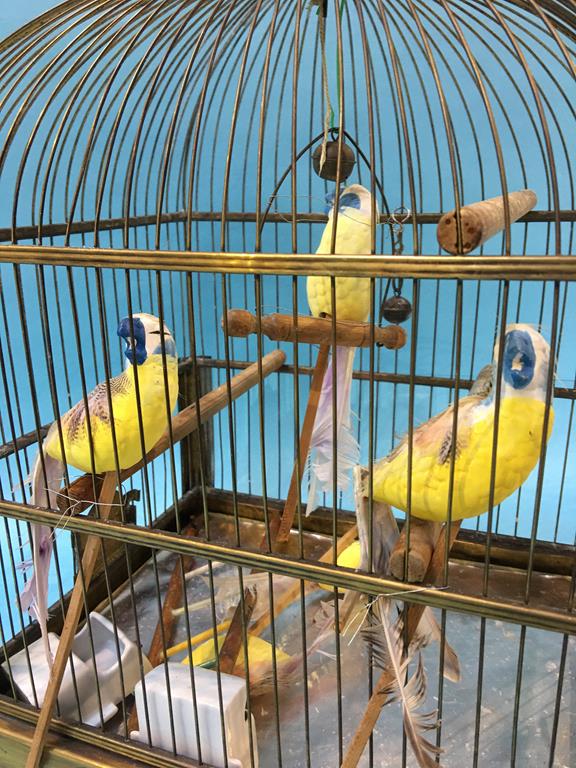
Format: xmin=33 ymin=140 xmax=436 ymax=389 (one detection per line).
xmin=379 ymin=208 xmax=413 ymax=326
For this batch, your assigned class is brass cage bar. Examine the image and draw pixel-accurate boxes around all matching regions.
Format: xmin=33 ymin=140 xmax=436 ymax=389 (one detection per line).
xmin=1 ymin=244 xmax=576 ymax=279
xmin=0 ymin=697 xmax=199 ymax=768
xmin=0 ymin=207 xmax=573 ymax=243
xmin=0 ymin=499 xmax=574 ymax=636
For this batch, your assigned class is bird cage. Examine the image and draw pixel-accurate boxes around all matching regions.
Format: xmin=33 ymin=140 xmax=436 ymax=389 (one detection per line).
xmin=0 ymin=1 xmax=574 ymax=767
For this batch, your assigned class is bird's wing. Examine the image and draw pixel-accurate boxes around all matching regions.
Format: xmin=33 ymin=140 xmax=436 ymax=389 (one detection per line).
xmin=381 ymin=394 xmax=483 ymax=467
xmin=58 ymin=372 xmax=132 ymax=441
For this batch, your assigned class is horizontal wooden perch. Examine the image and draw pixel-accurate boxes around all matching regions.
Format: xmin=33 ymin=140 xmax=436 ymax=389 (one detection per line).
xmin=56 ymin=349 xmax=286 ymax=514
xmin=437 ymin=189 xmax=537 ymax=255
xmin=223 ymin=309 xmax=406 ymax=350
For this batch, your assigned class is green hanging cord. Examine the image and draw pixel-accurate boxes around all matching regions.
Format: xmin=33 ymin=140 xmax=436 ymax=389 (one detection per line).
xmin=318 ymin=3 xmax=333 ymax=171
xmin=332 ymin=0 xmax=346 ymax=131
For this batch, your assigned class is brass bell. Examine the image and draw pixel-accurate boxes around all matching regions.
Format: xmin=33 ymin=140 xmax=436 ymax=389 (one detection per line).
xmin=312 ymin=140 xmax=356 ymax=181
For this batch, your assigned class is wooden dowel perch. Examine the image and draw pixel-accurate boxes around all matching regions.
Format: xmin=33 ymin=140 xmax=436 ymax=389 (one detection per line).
xmin=341 ymin=521 xmax=462 ymax=768
xmin=276 ymin=343 xmax=330 ymax=544
xmin=389 ymin=518 xmax=442 ymax=583
xmin=26 ymin=350 xmax=285 ymax=768
xmin=218 ymin=588 xmax=257 ymax=674
xmin=437 ymin=189 xmax=537 ymax=255
xmin=224 ymin=309 xmax=406 ymax=350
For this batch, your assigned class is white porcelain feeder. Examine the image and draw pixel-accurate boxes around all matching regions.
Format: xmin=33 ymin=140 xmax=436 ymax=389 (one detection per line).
xmin=3 ymin=611 xmax=150 ymax=726
xmin=131 ymin=663 xmax=258 ymax=768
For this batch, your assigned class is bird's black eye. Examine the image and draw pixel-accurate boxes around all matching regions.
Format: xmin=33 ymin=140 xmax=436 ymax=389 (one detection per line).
xmin=149 ymin=330 xmax=162 ymax=335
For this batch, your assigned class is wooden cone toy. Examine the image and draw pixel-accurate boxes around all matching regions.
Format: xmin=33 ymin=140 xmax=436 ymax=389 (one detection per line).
xmin=437 ymin=189 xmax=537 ymax=254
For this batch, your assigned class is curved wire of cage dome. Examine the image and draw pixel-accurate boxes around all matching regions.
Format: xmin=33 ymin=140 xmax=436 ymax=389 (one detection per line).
xmin=0 ymin=0 xmax=572 ymax=254
xmin=0 ymin=2 xmax=574 ymax=768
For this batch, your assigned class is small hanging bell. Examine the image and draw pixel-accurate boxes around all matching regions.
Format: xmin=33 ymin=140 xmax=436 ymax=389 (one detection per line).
xmin=312 ymin=140 xmax=356 ymax=181
xmin=381 ymin=295 xmax=412 ymax=324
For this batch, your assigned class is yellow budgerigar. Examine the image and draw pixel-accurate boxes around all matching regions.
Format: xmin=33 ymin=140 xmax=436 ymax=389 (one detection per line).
xmin=21 ymin=313 xmax=178 ymax=667
xmin=367 ymin=324 xmax=554 ymax=522
xmin=306 ymin=184 xmax=378 ymax=514
xmin=307 ymin=183 xmax=376 ymax=322
xmin=42 ymin=312 xmax=178 ymax=472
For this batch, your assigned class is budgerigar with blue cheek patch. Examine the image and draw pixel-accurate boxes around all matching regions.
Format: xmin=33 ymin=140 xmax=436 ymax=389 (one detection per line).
xmin=21 ymin=313 xmax=178 ymax=667
xmin=365 ymin=324 xmax=553 ymax=521
xmin=306 ymin=185 xmax=378 ymax=513
xmin=307 ymin=183 xmax=375 ymax=322
xmin=41 ymin=313 xmax=178 ymax=472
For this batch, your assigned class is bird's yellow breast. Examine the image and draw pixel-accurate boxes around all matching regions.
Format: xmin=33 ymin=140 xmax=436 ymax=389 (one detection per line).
xmin=45 ymin=355 xmax=178 ymax=474
xmin=373 ymin=398 xmax=553 ymax=521
xmin=307 ymin=212 xmax=372 ymax=321
xmin=307 ymin=275 xmax=371 ymax=321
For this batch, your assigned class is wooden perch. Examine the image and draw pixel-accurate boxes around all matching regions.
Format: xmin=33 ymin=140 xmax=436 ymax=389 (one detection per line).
xmin=25 ymin=350 xmax=285 ymax=767
xmin=389 ymin=518 xmax=442 ymax=582
xmin=224 ymin=309 xmax=406 ymax=350
xmin=56 ymin=349 xmax=286 ymax=514
xmin=218 ymin=588 xmax=257 ymax=674
xmin=437 ymin=189 xmax=537 ymax=255
xmin=341 ymin=521 xmax=462 ymax=768
xmin=276 ymin=344 xmax=330 ymax=544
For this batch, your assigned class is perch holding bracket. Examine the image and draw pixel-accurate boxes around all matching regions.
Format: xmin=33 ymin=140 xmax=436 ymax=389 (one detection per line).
xmin=223 ymin=309 xmax=407 ymax=545
xmin=224 ymin=309 xmax=406 ymax=350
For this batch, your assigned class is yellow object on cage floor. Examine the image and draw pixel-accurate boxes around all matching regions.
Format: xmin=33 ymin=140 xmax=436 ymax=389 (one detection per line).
xmin=180 ymin=634 xmax=291 ymax=670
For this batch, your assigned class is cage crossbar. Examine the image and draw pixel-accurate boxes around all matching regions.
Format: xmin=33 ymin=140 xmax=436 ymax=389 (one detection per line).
xmin=1 ymin=499 xmax=573 ymax=636
xmin=1 ymin=245 xmax=576 ymax=279
xmin=0 ymin=208 xmax=573 ymax=244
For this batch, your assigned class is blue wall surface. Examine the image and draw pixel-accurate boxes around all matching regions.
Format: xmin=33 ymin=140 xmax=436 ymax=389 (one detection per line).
xmin=0 ymin=2 xmax=54 ymax=36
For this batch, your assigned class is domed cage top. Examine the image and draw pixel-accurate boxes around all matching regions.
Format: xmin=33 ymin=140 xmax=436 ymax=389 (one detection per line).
xmin=0 ymin=2 xmax=574 ymax=768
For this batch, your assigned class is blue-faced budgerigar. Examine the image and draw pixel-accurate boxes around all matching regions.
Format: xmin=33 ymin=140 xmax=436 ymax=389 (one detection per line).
xmin=366 ymin=324 xmax=554 ymax=521
xmin=307 ymin=183 xmax=375 ymax=322
xmin=306 ymin=184 xmax=378 ymax=514
xmin=21 ymin=313 xmax=179 ymax=666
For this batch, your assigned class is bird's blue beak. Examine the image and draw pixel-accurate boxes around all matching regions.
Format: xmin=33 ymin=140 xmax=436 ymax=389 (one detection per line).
xmin=503 ymin=329 xmax=535 ymax=390
xmin=118 ymin=316 xmax=147 ymax=366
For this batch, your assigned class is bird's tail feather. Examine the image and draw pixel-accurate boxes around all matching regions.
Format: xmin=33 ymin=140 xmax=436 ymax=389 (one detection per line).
xmin=19 ymin=448 xmax=64 ymax=669
xmin=352 ymin=466 xmax=460 ymax=683
xmin=354 ymin=466 xmax=399 ymax=575
xmin=306 ymin=346 xmax=359 ymax=515
xmin=410 ymin=607 xmax=461 ymax=683
xmin=362 ymin=602 xmax=442 ymax=768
